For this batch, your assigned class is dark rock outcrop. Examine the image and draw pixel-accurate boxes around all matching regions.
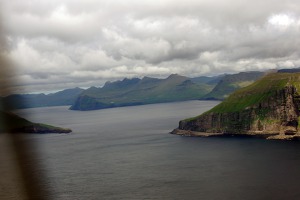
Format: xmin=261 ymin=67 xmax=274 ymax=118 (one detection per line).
xmin=0 ymin=111 xmax=72 ymax=134
xmin=10 ymin=124 xmax=72 ymax=134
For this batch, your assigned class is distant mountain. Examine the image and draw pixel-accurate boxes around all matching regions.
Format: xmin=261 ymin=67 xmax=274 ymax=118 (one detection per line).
xmin=70 ymin=74 xmax=213 ymax=111
xmin=278 ymin=67 xmax=300 ymax=73
xmin=2 ymin=87 xmax=84 ymax=110
xmin=0 ymin=71 xmax=273 ymax=111
xmin=0 ymin=110 xmax=71 ymax=133
xmin=172 ymin=72 xmax=300 ymax=140
xmin=190 ymin=74 xmax=225 ymax=85
xmin=201 ymin=71 xmax=265 ymax=100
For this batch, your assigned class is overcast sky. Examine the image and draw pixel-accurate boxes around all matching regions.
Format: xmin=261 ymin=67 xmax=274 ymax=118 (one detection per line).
xmin=1 ymin=0 xmax=300 ymax=94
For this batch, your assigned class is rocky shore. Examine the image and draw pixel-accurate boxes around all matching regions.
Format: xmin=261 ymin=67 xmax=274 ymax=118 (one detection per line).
xmin=11 ymin=123 xmax=72 ymax=134
xmin=171 ymin=128 xmax=300 ymax=140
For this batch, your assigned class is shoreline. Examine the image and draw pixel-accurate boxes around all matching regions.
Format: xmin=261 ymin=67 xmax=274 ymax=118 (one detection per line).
xmin=171 ymin=129 xmax=300 ymax=140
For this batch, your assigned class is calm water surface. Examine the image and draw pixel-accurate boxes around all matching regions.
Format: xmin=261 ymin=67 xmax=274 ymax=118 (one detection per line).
xmin=16 ymin=101 xmax=300 ymax=200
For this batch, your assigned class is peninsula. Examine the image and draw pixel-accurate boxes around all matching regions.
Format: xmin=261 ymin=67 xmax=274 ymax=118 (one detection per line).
xmin=172 ymin=72 xmax=300 ymax=140
xmin=0 ymin=111 xmax=72 ymax=134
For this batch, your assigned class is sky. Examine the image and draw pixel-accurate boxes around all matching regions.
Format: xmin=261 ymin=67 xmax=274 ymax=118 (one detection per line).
xmin=0 ymin=0 xmax=300 ymax=94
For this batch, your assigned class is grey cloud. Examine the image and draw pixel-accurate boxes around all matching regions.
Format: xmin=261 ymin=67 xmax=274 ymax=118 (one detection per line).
xmin=1 ymin=0 xmax=300 ymax=93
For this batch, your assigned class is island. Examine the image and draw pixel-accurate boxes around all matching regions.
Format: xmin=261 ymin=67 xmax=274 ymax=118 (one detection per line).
xmin=0 ymin=111 xmax=72 ymax=134
xmin=172 ymin=72 xmax=300 ymax=140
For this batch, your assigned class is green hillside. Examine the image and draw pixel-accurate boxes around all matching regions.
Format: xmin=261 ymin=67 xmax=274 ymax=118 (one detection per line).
xmin=202 ymin=71 xmax=265 ymax=100
xmin=70 ymin=74 xmax=213 ymax=110
xmin=190 ymin=75 xmax=224 ymax=85
xmin=208 ymin=72 xmax=300 ymax=114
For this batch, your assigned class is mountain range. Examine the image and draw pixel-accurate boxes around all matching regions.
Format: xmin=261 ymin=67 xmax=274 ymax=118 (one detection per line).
xmin=70 ymin=74 xmax=213 ymax=110
xmin=69 ymin=71 xmax=265 ymax=110
xmin=1 ymin=87 xmax=83 ymax=110
xmin=0 ymin=69 xmax=290 ymax=111
xmin=2 ymin=68 xmax=299 ymax=134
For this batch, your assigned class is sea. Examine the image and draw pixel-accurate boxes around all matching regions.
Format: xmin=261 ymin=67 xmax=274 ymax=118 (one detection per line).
xmin=15 ymin=100 xmax=300 ymax=200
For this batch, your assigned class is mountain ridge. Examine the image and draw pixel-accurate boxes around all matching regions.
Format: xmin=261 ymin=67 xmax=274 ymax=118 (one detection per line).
xmin=70 ymin=74 xmax=213 ymax=111
xmin=3 ymin=69 xmax=295 ymax=110
xmin=1 ymin=87 xmax=84 ymax=110
xmin=201 ymin=71 xmax=265 ymax=100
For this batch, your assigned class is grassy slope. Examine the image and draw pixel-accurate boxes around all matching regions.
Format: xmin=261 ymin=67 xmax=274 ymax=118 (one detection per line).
xmin=202 ymin=71 xmax=264 ymax=100
xmin=190 ymin=75 xmax=224 ymax=85
xmin=186 ymin=72 xmax=300 ymax=121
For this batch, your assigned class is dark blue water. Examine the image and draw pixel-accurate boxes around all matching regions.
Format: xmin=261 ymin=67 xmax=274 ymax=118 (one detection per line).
xmin=16 ymin=101 xmax=300 ymax=200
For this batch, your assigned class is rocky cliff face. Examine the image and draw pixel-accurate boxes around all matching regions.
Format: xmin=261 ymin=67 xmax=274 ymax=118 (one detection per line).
xmin=173 ymin=73 xmax=300 ymax=140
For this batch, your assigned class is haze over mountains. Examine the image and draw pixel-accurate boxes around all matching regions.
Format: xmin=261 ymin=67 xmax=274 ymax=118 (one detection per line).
xmin=1 ymin=87 xmax=84 ymax=110
xmin=202 ymin=71 xmax=265 ymax=100
xmin=1 ymin=68 xmax=299 ymax=111
xmin=70 ymin=74 xmax=212 ymax=110
xmin=1 ymin=72 xmax=263 ymax=110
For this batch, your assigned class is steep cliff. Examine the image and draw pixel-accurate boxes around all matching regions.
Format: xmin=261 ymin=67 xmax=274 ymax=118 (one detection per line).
xmin=172 ymin=72 xmax=300 ymax=140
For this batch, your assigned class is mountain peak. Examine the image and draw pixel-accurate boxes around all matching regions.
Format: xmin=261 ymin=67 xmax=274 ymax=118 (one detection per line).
xmin=166 ymin=74 xmax=189 ymax=81
xmin=102 ymin=78 xmax=141 ymax=89
xmin=167 ymin=74 xmax=184 ymax=78
xmin=142 ymin=76 xmax=151 ymax=80
xmin=140 ymin=76 xmax=160 ymax=84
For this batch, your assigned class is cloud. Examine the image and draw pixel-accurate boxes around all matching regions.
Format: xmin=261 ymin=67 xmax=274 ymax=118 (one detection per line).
xmin=1 ymin=0 xmax=300 ymax=93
